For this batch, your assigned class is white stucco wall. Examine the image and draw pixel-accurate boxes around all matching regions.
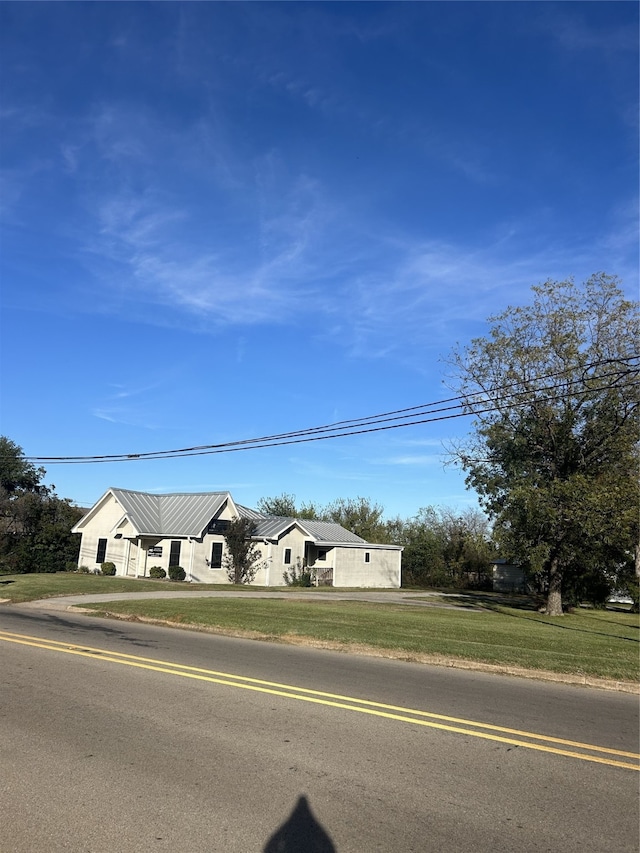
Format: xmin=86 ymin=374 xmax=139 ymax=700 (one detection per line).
xmin=265 ymin=527 xmax=309 ymax=586
xmin=333 ymin=546 xmax=401 ymax=588
xmin=76 ymin=493 xmax=129 ymax=571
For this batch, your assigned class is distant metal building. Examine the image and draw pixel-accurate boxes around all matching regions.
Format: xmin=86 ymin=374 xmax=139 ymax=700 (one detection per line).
xmin=492 ymin=559 xmax=527 ymax=593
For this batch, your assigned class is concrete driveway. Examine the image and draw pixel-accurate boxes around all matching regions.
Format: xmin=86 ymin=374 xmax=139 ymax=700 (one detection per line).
xmin=18 ymin=588 xmax=479 ymax=611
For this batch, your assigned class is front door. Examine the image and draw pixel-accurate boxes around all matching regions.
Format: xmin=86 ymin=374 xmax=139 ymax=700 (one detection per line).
xmin=127 ymin=541 xmax=138 ymax=577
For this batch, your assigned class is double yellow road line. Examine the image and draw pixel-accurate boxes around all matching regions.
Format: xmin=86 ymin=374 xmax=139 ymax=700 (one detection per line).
xmin=1 ymin=629 xmax=638 ymax=771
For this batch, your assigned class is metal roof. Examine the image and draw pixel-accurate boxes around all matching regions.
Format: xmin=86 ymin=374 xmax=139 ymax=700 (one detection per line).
xmin=79 ymin=489 xmax=373 ymax=544
xmin=236 ymin=503 xmax=268 ymax=522
xmin=301 ymin=519 xmax=367 ymax=544
xmin=252 ymin=516 xmax=366 ymax=544
xmin=111 ymin=489 xmax=230 ymax=537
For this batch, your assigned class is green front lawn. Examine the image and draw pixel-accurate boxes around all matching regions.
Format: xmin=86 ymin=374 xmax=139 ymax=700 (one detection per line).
xmin=81 ymin=597 xmax=639 ymax=682
xmin=2 ymin=573 xmax=637 ymax=682
xmin=0 ymin=572 xmax=233 ymax=603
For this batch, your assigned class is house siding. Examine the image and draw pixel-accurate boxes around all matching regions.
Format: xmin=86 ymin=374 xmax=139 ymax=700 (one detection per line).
xmin=334 ymin=547 xmax=401 ymax=588
xmin=266 ymin=527 xmax=309 ymax=586
xmin=76 ymin=493 xmax=129 ymax=571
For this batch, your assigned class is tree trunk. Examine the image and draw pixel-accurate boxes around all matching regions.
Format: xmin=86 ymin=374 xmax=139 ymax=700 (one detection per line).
xmin=545 ymin=555 xmax=563 ymax=615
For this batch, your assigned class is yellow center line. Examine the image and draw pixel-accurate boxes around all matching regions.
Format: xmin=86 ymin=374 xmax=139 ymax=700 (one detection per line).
xmin=1 ymin=629 xmax=638 ymax=771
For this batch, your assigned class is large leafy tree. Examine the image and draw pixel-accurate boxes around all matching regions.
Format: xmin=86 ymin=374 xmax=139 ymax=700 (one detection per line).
xmin=0 ymin=437 xmax=83 ymax=573
xmin=450 ymin=274 xmax=639 ymax=614
xmin=0 ymin=436 xmax=46 ymax=495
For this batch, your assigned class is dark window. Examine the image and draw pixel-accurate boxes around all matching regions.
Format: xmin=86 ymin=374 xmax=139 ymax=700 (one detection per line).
xmin=317 ymin=549 xmax=327 ymax=561
xmin=283 ymin=548 xmax=292 ymax=565
xmin=96 ymin=538 xmax=107 ymax=564
xmin=364 ymin=552 xmax=370 ymax=563
xmin=169 ymin=541 xmax=181 ymax=567
xmin=210 ymin=542 xmax=223 ymax=569
xmin=207 ymin=519 xmax=231 ymax=534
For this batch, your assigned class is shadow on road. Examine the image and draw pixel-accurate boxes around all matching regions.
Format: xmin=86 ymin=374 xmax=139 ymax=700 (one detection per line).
xmin=264 ymin=795 xmax=336 ymax=852
xmin=3 ymin=609 xmax=156 ymax=648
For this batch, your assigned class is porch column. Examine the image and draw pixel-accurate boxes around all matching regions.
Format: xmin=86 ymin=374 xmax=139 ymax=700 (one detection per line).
xmin=135 ymin=538 xmax=142 ymax=578
xmin=188 ymin=539 xmax=196 ymax=582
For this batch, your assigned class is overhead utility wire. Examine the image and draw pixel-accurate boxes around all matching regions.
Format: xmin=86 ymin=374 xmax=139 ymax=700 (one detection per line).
xmin=23 ymin=358 xmax=638 ymax=464
xmin=36 ymin=356 xmax=638 ymax=463
xmin=25 ymin=368 xmax=639 ymax=465
xmin=34 ymin=373 xmax=632 ymax=463
xmin=22 ymin=361 xmax=639 ymax=463
xmin=31 ymin=378 xmax=640 ymax=465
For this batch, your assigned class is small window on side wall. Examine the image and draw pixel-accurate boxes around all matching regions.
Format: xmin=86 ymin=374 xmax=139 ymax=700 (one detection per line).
xmin=317 ymin=550 xmax=327 ymax=561
xmin=364 ymin=552 xmax=370 ymax=563
xmin=210 ymin=542 xmax=223 ymax=569
xmin=283 ymin=548 xmax=292 ymax=565
xmin=96 ymin=538 xmax=107 ymax=564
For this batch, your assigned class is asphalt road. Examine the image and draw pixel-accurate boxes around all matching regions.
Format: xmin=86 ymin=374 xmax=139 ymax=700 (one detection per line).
xmin=1 ymin=605 xmax=638 ymax=852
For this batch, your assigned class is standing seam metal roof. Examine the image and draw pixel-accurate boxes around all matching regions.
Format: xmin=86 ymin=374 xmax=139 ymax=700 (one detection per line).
xmin=99 ymin=490 xmax=369 ymax=544
xmin=252 ymin=516 xmax=366 ymax=543
xmin=111 ymin=489 xmax=230 ymax=537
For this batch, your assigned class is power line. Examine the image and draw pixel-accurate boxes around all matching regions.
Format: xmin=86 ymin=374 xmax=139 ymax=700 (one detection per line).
xmin=17 ymin=358 xmax=639 ymax=465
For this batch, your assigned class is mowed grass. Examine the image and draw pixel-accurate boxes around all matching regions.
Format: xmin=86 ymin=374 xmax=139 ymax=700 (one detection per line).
xmin=2 ymin=573 xmax=637 ymax=682
xmin=0 ymin=573 xmax=233 ymax=604
xmin=79 ymin=597 xmax=640 ymax=682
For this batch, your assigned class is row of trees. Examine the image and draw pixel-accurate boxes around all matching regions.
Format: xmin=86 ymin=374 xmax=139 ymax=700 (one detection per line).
xmin=0 ymin=437 xmax=83 ymax=573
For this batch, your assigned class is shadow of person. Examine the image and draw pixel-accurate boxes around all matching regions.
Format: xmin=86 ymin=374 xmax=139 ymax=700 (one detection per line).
xmin=264 ymin=795 xmax=336 ymax=852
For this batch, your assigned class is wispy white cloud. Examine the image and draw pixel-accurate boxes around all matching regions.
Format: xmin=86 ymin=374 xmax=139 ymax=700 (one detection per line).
xmin=91 ymin=408 xmax=161 ymax=430
xmin=543 ymin=11 xmax=638 ymax=54
xmin=287 ymin=456 xmax=371 ymax=482
xmin=391 ymin=438 xmax=447 ymax=448
xmin=92 ymin=378 xmax=176 ymax=429
xmin=78 ymin=151 xmax=637 ymax=371
xmin=107 ymin=381 xmax=166 ymax=400
xmin=73 ymin=114 xmax=344 ymax=328
xmin=0 ymin=159 xmax=52 ymax=222
xmin=373 ymin=454 xmax=443 ymax=467
xmin=6 ymin=83 xmax=636 ymax=373
xmin=599 ymin=198 xmax=639 ymax=273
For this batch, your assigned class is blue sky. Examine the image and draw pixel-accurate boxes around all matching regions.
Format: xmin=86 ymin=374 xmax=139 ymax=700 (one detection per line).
xmin=1 ymin=2 xmax=637 ymax=518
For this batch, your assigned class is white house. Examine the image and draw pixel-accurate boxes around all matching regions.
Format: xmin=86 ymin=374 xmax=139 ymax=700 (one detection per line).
xmin=72 ymin=488 xmax=402 ymax=588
